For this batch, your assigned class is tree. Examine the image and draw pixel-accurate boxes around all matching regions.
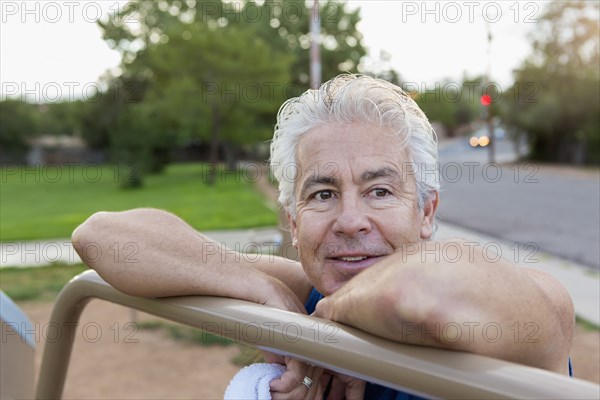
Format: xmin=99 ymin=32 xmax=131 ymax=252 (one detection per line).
xmin=229 ymin=0 xmax=366 ymax=91
xmin=140 ymin=20 xmax=292 ymax=181
xmin=0 ymin=99 xmax=41 ymax=161
xmin=94 ymin=0 xmax=365 ymax=185
xmin=80 ymin=73 xmax=150 ymax=187
xmin=1 ymin=98 xmax=89 ymax=164
xmin=91 ymin=0 xmax=295 ymax=185
xmin=415 ymin=76 xmax=484 ymax=137
xmin=503 ymin=1 xmax=599 ymax=164
xmin=100 ymin=0 xmax=366 ymax=93
xmin=42 ymin=101 xmax=86 ymax=137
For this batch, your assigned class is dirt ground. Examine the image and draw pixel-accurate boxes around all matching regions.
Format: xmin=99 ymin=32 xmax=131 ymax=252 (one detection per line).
xmin=21 ymin=299 xmax=599 ymax=399
xmin=23 ymin=301 xmax=242 ymax=399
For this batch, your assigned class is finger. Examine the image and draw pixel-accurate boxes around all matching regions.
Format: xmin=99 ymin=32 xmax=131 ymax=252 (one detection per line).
xmin=269 ymin=358 xmax=308 ymax=392
xmin=271 ymin=363 xmax=317 ymax=400
xmin=262 ymin=350 xmax=285 ymax=365
xmin=325 ymin=375 xmax=347 ymax=399
xmin=312 ymin=381 xmax=325 ymax=400
xmin=345 ymin=378 xmax=366 ymax=400
xmin=324 ymin=372 xmax=366 ymax=400
xmin=306 ymin=366 xmax=324 ymax=400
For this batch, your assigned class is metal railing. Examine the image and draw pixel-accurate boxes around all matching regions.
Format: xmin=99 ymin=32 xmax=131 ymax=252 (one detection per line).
xmin=36 ymin=270 xmax=600 ymax=399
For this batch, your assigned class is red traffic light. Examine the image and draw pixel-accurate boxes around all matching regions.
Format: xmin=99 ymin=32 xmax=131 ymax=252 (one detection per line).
xmin=480 ymin=94 xmax=492 ymax=106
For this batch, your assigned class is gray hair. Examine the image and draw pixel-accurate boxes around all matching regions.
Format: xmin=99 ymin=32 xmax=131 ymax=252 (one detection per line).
xmin=270 ymin=74 xmax=439 ymax=217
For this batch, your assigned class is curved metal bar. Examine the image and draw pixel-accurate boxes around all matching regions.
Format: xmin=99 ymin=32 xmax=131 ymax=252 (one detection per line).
xmin=36 ymin=270 xmax=599 ymax=399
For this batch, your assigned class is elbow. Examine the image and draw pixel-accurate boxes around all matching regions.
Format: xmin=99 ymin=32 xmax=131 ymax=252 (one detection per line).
xmin=71 ymin=210 xmax=147 ymax=297
xmin=72 ymin=211 xmax=112 ymax=267
xmin=72 ymin=208 xmax=169 ymax=255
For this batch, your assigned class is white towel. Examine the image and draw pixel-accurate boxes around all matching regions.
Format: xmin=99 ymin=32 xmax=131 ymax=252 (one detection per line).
xmin=224 ymin=363 xmax=286 ymax=400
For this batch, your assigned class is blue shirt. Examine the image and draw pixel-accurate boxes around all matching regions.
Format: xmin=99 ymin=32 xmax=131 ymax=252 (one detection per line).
xmin=304 ymin=288 xmax=573 ymax=399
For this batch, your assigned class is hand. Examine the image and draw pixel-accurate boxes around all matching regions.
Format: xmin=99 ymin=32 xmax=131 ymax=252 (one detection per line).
xmin=262 ymin=276 xmax=366 ymax=398
xmin=266 ymin=350 xmax=365 ymax=400
xmin=268 ymin=355 xmax=325 ymax=400
xmin=261 ymin=281 xmax=322 ymax=400
xmin=260 ymin=276 xmax=307 ymax=315
xmin=312 ymin=252 xmax=406 ymax=340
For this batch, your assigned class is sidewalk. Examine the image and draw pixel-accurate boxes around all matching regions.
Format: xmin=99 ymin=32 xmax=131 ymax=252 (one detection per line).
xmin=0 ymin=227 xmax=283 ymax=269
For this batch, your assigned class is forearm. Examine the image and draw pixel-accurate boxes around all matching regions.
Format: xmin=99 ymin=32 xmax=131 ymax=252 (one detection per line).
xmin=71 ymin=208 xmax=304 ymax=307
xmin=315 ymin=240 xmax=573 ymax=373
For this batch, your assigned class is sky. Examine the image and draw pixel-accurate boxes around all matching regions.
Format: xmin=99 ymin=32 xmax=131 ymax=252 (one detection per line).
xmin=0 ymin=0 xmax=548 ymax=102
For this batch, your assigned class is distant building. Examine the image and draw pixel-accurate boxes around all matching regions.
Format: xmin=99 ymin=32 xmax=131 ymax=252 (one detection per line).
xmin=25 ymin=135 xmax=103 ymax=166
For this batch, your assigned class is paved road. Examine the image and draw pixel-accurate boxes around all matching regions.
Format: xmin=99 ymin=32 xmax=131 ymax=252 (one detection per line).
xmin=437 ymin=137 xmax=600 ymax=270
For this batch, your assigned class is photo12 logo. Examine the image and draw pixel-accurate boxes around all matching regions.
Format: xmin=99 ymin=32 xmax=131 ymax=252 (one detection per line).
xmin=200 ymin=320 xmax=339 ymax=345
xmin=398 ymin=2 xmax=540 ymax=24
xmin=2 ymin=321 xmax=139 ymax=344
xmin=0 ymin=2 xmax=137 ymax=24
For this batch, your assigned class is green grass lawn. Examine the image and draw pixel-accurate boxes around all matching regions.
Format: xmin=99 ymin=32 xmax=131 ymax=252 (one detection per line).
xmin=0 ymin=263 xmax=88 ymax=302
xmin=0 ymin=163 xmax=278 ymax=241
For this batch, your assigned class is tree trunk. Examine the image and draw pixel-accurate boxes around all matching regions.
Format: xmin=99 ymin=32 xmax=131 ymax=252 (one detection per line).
xmin=223 ymin=141 xmax=237 ymax=171
xmin=207 ymin=102 xmax=221 ymax=185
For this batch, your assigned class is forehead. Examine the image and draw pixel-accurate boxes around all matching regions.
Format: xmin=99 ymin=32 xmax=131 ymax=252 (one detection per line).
xmin=296 ymin=123 xmax=410 ymax=172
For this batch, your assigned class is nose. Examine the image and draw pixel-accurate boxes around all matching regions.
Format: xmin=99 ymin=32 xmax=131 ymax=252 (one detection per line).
xmin=332 ymin=193 xmax=372 ymax=237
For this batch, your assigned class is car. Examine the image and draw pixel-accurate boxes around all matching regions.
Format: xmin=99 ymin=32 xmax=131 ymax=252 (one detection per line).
xmin=469 ymin=126 xmax=506 ymax=147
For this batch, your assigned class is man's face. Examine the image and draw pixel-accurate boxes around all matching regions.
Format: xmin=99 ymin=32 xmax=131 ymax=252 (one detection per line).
xmin=289 ymin=123 xmax=437 ymax=296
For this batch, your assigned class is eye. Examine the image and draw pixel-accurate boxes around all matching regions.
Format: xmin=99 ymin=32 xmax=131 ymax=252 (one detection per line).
xmin=313 ymin=190 xmax=334 ymax=201
xmin=371 ymin=188 xmax=391 ymax=197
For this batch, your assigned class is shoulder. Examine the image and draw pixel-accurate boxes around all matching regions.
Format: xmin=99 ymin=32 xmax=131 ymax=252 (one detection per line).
xmin=524 ymin=268 xmax=575 ymax=346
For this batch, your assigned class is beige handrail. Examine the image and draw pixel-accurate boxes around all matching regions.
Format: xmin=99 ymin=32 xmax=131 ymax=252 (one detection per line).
xmin=36 ymin=270 xmax=599 ymax=399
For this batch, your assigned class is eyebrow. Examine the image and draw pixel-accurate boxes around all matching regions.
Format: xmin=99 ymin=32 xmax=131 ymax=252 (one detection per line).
xmin=360 ymin=167 xmax=402 ymax=183
xmin=299 ymin=175 xmax=340 ymax=200
xmin=298 ymin=167 xmax=402 ymax=200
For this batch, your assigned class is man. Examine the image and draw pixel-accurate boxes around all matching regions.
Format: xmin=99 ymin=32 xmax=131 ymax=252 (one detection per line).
xmin=73 ymin=75 xmax=574 ymax=399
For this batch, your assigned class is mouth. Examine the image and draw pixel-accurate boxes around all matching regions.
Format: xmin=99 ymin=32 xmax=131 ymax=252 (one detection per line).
xmin=325 ymin=254 xmax=387 ymax=270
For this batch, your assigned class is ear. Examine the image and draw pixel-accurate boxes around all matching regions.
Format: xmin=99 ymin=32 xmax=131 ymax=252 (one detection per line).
xmin=420 ymin=191 xmax=439 ymax=240
xmin=287 ymin=212 xmax=298 ymax=245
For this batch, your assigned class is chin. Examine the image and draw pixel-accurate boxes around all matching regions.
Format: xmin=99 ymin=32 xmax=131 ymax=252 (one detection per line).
xmin=320 ymin=279 xmax=347 ymax=296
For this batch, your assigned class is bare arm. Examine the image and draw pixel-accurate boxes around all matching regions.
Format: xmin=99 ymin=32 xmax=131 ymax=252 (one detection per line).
xmin=72 ymin=208 xmax=312 ymax=312
xmin=314 ymin=239 xmax=574 ymax=374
